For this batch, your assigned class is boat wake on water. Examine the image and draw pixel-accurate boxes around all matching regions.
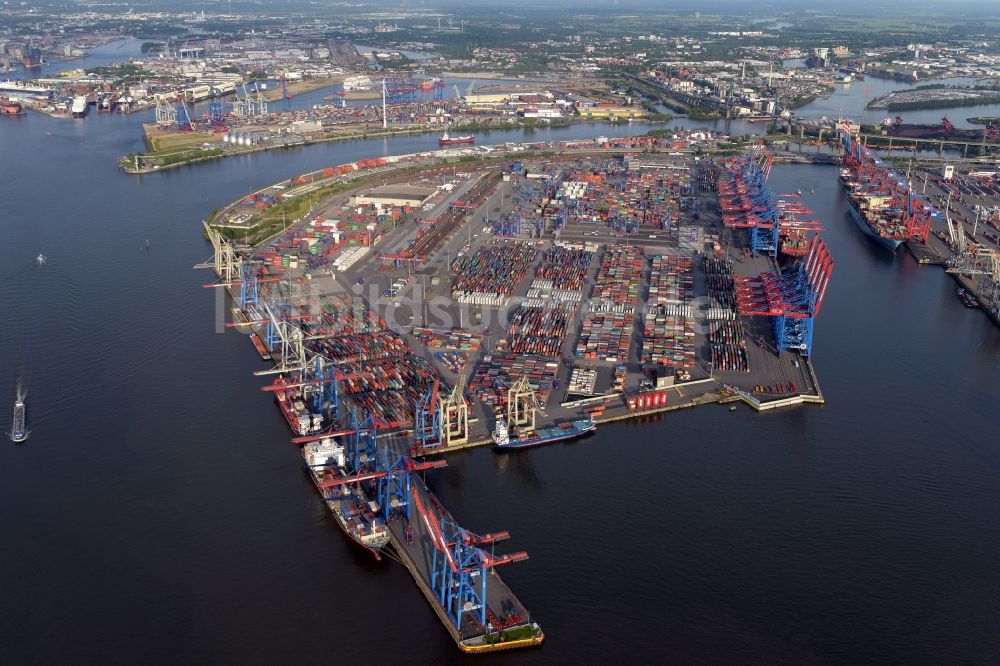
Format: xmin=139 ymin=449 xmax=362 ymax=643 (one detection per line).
xmin=9 ymin=382 xmax=29 ymax=443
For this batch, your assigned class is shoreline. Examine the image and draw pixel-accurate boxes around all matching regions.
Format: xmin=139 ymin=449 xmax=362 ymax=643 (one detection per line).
xmin=119 ymin=117 xmax=654 ymax=174
xmin=260 ymin=75 xmax=345 ymax=101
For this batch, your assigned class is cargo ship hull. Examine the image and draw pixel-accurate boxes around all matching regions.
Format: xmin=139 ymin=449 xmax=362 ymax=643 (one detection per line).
xmin=1 ymin=99 xmax=24 ymax=115
xmin=71 ymin=96 xmax=89 ymax=118
xmin=847 ymin=197 xmax=904 ymax=252
xmin=494 ymin=419 xmax=596 ymax=450
xmin=9 ymin=398 xmax=28 ymax=443
xmin=439 ymin=134 xmax=474 ymax=146
xmin=272 ymin=377 xmax=327 ymax=436
xmin=304 ymin=440 xmax=390 ymax=559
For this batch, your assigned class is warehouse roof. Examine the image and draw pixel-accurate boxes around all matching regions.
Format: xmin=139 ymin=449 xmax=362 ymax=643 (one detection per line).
xmin=357 ymin=184 xmax=437 ymax=205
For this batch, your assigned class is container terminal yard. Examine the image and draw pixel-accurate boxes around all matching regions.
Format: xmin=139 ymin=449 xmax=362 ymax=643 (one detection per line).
xmin=199 ymin=136 xmax=838 ymax=651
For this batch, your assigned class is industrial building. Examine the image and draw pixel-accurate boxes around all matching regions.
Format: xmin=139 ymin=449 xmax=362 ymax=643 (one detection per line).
xmin=354 ymin=184 xmax=437 ymax=207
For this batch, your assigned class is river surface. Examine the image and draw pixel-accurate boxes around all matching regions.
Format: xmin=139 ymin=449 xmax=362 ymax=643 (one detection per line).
xmin=2 ymin=43 xmax=1000 ymax=665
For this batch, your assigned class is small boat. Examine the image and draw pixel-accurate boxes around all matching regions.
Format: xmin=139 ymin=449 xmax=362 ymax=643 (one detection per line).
xmin=250 ymin=333 xmax=271 ymax=360
xmin=439 ymin=131 xmax=474 ymax=147
xmin=10 ymin=397 xmax=28 ymax=443
xmin=35 ymin=254 xmax=46 ymax=266
xmin=956 ymin=287 xmax=980 ymax=308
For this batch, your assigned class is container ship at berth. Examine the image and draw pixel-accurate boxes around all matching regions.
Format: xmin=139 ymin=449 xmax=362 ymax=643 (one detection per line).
xmin=271 ymin=375 xmax=329 ymax=436
xmin=439 ymin=131 xmax=474 ymax=147
xmin=302 ymin=437 xmax=390 ymax=558
xmin=842 ymin=183 xmax=908 ymax=251
xmin=839 ymin=129 xmax=931 ymax=251
xmin=492 ymin=416 xmax=596 ymax=450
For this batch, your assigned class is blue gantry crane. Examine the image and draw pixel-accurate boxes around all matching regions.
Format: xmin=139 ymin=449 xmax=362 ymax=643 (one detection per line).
xmin=734 ymin=235 xmax=834 ymax=356
xmin=208 ymin=100 xmax=225 ymax=126
xmin=239 ymin=262 xmax=259 ymax=308
xmin=412 ymin=490 xmax=529 ymax=631
xmin=175 ymin=100 xmax=193 ymax=130
xmin=414 ymin=380 xmax=442 ymax=449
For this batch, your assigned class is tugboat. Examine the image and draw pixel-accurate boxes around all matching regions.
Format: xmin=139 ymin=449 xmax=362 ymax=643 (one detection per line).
xmin=956 ymin=287 xmax=980 ymax=308
xmin=9 ymin=396 xmax=28 ymax=443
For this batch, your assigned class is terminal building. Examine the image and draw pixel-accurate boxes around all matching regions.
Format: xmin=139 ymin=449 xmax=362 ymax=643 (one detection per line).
xmin=353 ymin=184 xmax=437 ymax=208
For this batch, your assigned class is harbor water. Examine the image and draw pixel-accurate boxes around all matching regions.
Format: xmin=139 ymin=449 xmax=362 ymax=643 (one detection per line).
xmin=1 ymin=61 xmax=1000 ymax=664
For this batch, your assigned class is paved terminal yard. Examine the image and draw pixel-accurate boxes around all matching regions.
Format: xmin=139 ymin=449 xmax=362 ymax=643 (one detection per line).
xmin=243 ymin=149 xmax=824 ymax=452
xmin=211 ymin=143 xmax=831 ymax=651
